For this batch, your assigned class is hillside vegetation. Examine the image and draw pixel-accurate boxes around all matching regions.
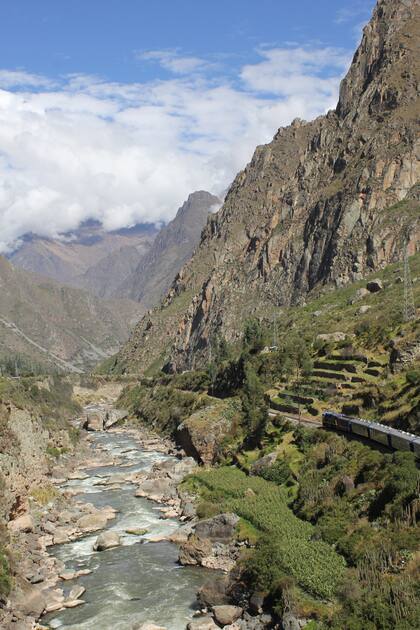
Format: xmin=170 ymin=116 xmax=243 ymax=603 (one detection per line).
xmin=117 ymin=251 xmax=419 ymax=628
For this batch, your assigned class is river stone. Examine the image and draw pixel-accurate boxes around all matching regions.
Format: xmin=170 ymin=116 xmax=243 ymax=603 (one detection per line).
xmin=77 ymin=513 xmax=109 ymax=532
xmin=135 ymin=478 xmax=177 ymax=500
xmin=187 ymin=617 xmax=218 ymax=630
xmin=64 ymin=599 xmax=85 ymax=608
xmin=198 ymin=575 xmax=231 ymax=607
xmin=104 ymin=408 xmax=129 ymax=430
xmin=69 ymin=585 xmax=85 ymax=600
xmin=178 ymin=535 xmax=212 ymax=566
xmin=93 ymin=531 xmax=121 ymax=551
xmin=83 ymin=411 xmax=106 ymax=431
xmin=213 ymin=605 xmax=243 ymax=626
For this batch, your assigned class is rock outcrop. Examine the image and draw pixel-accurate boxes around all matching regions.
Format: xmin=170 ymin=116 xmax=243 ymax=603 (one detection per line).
xmin=113 ymin=0 xmax=420 ymax=375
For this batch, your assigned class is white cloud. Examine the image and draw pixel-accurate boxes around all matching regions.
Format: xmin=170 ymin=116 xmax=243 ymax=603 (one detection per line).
xmin=138 ymin=50 xmax=211 ymax=75
xmin=0 ymin=44 xmax=351 ymax=253
xmin=0 ymin=70 xmax=56 ymax=89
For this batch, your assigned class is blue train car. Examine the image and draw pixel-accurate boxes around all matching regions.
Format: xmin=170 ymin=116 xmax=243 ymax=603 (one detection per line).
xmin=322 ymin=412 xmax=420 ymax=457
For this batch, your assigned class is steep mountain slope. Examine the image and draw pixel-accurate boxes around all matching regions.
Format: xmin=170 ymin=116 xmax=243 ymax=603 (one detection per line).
xmin=9 ymin=221 xmax=157 ymax=293
xmin=0 ymin=256 xmax=143 ymax=372
xmin=117 ymin=191 xmax=220 ymax=307
xmin=113 ymin=0 xmax=420 ymax=375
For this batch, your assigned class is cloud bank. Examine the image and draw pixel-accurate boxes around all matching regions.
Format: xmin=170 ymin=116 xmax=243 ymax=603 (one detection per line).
xmin=0 ymin=46 xmax=351 ymax=252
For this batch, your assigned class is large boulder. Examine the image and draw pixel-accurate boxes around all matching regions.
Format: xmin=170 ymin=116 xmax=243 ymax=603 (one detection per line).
xmin=93 ymin=531 xmax=121 ymax=551
xmin=13 ymin=585 xmax=46 ymax=617
xmin=8 ymin=513 xmax=35 ymax=534
xmin=178 ymin=535 xmax=212 ymax=566
xmin=213 ymin=605 xmax=243 ymax=626
xmin=250 ymin=452 xmax=277 ymax=475
xmin=366 ymin=278 xmax=383 ymax=293
xmin=77 ymin=512 xmax=109 ymax=532
xmin=197 ymin=575 xmax=231 ymax=607
xmin=135 ymin=478 xmax=177 ymax=501
xmin=83 ymin=411 xmax=106 ymax=431
xmin=194 ymin=513 xmax=239 ymax=543
xmin=104 ymin=408 xmax=128 ymax=430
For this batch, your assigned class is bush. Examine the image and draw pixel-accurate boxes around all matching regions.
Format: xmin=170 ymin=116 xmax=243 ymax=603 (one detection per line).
xmin=259 ymin=460 xmax=293 ymax=486
xmin=0 ymin=549 xmax=11 ymax=602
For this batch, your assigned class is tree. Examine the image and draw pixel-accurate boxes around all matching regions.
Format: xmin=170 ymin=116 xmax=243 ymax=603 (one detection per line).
xmin=243 ymin=319 xmax=265 ymax=355
xmin=280 ymin=334 xmax=313 ymax=381
xmin=241 ymin=363 xmax=268 ymax=447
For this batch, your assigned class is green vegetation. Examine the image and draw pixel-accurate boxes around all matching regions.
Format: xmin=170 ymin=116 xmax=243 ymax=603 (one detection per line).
xmin=0 ymin=548 xmax=11 ymax=603
xmin=118 ymin=381 xmax=210 ymax=436
xmin=183 ymin=466 xmax=345 ymax=599
xmin=0 ymin=353 xmax=51 ymax=377
xmin=241 ymin=364 xmax=268 ymax=448
xmin=115 ymin=254 xmax=420 ymax=627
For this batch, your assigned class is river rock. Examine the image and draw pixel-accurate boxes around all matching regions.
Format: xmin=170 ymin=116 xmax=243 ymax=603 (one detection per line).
xmin=213 ymin=605 xmax=243 ymax=626
xmin=135 ymin=478 xmax=177 ymax=501
xmin=83 ymin=411 xmax=106 ymax=431
xmin=8 ymin=513 xmax=35 ymax=534
xmin=69 ymin=585 xmax=85 ymax=600
xmin=93 ymin=531 xmax=121 ymax=551
xmin=104 ymin=408 xmax=129 ymax=430
xmin=77 ymin=512 xmax=109 ymax=532
xmin=179 ymin=535 xmax=212 ymax=566
xmin=64 ymin=599 xmax=85 ymax=608
xmin=125 ymin=528 xmax=148 ymax=536
xmin=67 ymin=471 xmax=89 ymax=480
xmin=187 ymin=617 xmax=218 ymax=630
xmin=198 ymin=575 xmax=231 ymax=607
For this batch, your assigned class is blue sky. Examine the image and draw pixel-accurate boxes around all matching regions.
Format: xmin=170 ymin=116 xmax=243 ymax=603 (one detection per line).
xmin=1 ymin=0 xmax=374 ymax=82
xmin=0 ymin=0 xmax=376 ymax=251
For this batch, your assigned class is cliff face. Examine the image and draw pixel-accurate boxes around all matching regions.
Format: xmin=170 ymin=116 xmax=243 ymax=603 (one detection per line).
xmin=117 ymin=191 xmax=220 ymax=308
xmin=115 ymin=0 xmax=420 ymax=374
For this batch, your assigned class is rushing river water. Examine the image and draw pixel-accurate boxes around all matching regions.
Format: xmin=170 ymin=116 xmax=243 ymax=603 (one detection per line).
xmin=44 ymin=431 xmax=209 ymax=630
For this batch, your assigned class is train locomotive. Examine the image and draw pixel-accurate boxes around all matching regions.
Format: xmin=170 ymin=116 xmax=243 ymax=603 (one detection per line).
xmin=322 ymin=411 xmax=420 ymax=457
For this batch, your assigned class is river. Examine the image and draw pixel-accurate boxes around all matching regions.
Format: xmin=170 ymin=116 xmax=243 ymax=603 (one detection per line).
xmin=43 ymin=430 xmax=209 ymax=630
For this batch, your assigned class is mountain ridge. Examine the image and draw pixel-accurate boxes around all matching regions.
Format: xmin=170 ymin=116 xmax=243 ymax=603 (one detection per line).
xmin=112 ymin=0 xmax=420 ymax=375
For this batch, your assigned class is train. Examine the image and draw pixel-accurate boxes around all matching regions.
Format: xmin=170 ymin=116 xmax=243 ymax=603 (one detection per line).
xmin=322 ymin=411 xmax=420 ymax=458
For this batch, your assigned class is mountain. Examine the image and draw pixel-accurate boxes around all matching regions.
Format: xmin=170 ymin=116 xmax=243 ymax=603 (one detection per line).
xmin=117 ymin=191 xmax=221 ymax=307
xmin=0 ymin=256 xmax=143 ymax=373
xmin=8 ymin=192 xmax=218 ymax=306
xmin=8 ymin=221 xmax=157 ymax=294
xmin=112 ymin=0 xmax=420 ymax=375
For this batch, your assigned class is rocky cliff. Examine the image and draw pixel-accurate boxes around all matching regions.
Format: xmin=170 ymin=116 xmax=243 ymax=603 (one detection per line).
xmin=117 ymin=191 xmax=220 ymax=307
xmin=114 ymin=0 xmax=420 ymax=375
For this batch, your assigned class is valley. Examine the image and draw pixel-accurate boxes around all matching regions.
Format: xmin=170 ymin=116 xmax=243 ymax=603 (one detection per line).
xmin=0 ymin=0 xmax=419 ymax=629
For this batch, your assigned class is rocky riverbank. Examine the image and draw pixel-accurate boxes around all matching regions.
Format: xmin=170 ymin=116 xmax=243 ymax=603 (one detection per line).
xmin=2 ymin=401 xmax=276 ymax=630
